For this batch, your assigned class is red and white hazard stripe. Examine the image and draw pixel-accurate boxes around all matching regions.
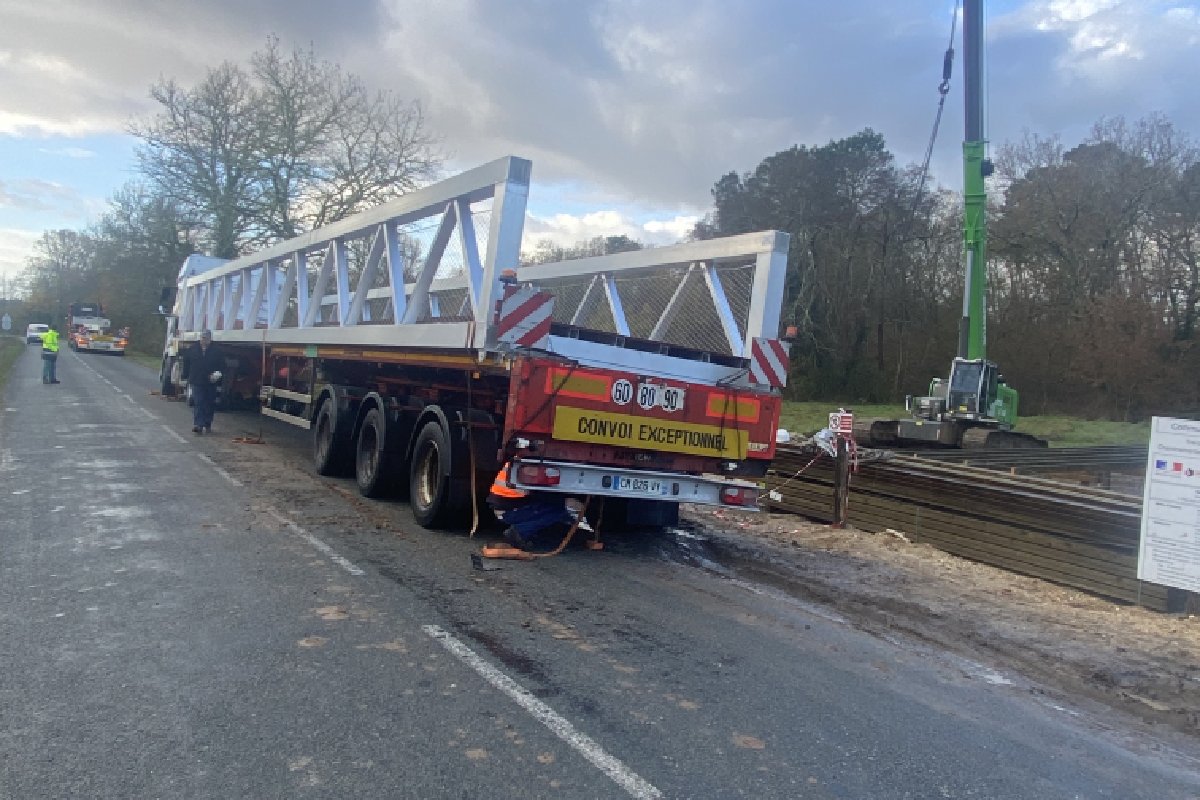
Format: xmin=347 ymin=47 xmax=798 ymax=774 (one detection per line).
xmin=749 ymin=337 xmax=789 ymax=388
xmin=495 ymin=285 xmax=555 ymax=349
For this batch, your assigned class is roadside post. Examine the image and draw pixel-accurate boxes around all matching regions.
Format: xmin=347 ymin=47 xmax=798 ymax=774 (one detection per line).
xmin=830 ymin=409 xmax=854 ymax=527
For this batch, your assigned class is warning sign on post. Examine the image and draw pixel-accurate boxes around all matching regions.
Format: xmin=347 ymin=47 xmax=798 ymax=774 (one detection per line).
xmin=1138 ymin=416 xmax=1200 ymax=593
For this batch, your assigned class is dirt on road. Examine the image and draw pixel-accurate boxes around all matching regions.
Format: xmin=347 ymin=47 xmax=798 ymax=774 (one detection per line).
xmin=681 ymin=504 xmax=1200 ymax=740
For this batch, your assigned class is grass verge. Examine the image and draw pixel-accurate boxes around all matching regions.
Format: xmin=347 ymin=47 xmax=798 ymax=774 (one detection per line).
xmin=0 ymin=335 xmax=26 ymax=396
xmin=780 ymin=400 xmax=1151 ymax=447
xmin=124 ymin=349 xmax=163 ymax=371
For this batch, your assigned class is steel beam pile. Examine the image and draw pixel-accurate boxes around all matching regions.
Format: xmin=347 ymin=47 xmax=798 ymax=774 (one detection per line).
xmin=903 ymin=445 xmax=1146 ymax=473
xmin=765 ymin=446 xmax=1179 ymax=611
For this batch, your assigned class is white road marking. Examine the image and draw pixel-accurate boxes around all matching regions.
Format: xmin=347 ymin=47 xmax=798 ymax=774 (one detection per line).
xmin=263 ymin=507 xmax=365 ymax=577
xmin=161 ymin=425 xmax=188 ymax=444
xmin=423 ymin=625 xmax=663 ymax=800
xmin=71 ymin=357 xmax=159 ymax=421
xmin=196 ymin=453 xmax=243 ymax=486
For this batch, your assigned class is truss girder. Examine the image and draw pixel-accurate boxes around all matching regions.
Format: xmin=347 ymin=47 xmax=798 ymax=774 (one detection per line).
xmin=174 ymin=157 xmax=789 ymax=366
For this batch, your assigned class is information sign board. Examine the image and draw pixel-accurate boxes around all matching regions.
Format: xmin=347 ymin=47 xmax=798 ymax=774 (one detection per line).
xmin=1138 ymin=416 xmax=1200 ymax=593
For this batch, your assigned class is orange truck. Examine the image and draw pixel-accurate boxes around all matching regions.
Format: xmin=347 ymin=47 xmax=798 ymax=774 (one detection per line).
xmin=67 ymin=303 xmax=127 ymax=356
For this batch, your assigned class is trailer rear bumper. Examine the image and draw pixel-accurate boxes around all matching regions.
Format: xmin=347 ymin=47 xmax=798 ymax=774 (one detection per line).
xmin=510 ymin=458 xmax=761 ymax=509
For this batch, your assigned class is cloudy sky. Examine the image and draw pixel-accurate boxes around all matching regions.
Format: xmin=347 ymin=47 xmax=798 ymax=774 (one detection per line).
xmin=1 ymin=0 xmax=1198 ymax=281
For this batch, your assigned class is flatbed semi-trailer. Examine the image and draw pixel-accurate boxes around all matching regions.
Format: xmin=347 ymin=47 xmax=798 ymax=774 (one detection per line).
xmin=159 ymin=157 xmax=792 ymax=530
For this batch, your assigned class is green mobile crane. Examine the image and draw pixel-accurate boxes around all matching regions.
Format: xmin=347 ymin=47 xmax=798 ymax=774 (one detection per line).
xmin=861 ymin=0 xmax=1046 ymax=449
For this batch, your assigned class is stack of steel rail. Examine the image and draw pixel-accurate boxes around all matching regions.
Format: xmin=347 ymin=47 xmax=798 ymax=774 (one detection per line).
xmin=764 ymin=444 xmax=1180 ymax=611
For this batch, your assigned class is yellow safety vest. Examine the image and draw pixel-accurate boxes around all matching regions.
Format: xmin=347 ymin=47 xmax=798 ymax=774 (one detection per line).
xmin=42 ymin=329 xmax=59 ymax=353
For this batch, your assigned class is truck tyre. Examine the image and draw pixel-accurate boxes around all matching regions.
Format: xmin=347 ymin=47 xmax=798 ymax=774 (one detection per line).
xmin=313 ymin=400 xmax=352 ymax=477
xmin=409 ymin=419 xmax=455 ymax=528
xmin=159 ymin=356 xmax=176 ymax=396
xmin=355 ymin=408 xmax=394 ymax=497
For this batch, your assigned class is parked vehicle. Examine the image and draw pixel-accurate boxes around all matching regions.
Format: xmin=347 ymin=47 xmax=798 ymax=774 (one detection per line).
xmin=25 ymin=323 xmax=49 ymax=345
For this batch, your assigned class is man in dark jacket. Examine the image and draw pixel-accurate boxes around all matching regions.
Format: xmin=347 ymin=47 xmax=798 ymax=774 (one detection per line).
xmin=182 ymin=330 xmax=224 ymax=434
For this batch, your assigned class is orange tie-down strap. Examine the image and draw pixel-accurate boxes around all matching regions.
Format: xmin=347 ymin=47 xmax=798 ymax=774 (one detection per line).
xmin=481 ymin=498 xmax=605 ymax=560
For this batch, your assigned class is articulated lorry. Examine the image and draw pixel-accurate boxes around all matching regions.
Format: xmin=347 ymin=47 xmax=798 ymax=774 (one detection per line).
xmin=67 ymin=302 xmax=128 ymax=356
xmin=159 ymin=157 xmax=792 ymax=530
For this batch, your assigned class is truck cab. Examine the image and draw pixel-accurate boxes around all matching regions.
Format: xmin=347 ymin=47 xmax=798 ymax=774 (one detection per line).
xmin=937 ymin=358 xmax=1017 ymax=428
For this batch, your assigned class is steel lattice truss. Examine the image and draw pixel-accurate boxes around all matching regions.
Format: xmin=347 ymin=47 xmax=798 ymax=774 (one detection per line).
xmin=174 ymin=156 xmax=790 ymax=385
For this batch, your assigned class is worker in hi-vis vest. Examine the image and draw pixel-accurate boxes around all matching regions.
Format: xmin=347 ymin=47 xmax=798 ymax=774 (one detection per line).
xmin=41 ymin=325 xmax=60 ymax=384
xmin=487 ymin=462 xmax=575 ymax=549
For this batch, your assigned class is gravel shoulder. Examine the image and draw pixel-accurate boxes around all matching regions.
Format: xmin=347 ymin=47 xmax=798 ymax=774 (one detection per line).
xmin=681 ymin=504 xmax=1200 ymax=740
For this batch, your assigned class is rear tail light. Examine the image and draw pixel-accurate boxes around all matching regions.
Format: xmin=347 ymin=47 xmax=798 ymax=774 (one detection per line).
xmin=720 ymin=486 xmax=758 ymax=506
xmin=516 ymin=464 xmax=561 ymax=486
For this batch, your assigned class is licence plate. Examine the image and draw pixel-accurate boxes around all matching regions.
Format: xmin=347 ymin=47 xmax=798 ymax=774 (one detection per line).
xmin=616 ymin=475 xmax=667 ymax=496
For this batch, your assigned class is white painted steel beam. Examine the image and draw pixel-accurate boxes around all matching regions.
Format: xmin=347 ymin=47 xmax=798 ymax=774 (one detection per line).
xmin=744 ymin=246 xmax=788 ymax=356
xmin=401 ymin=202 xmax=456 ymax=325
xmin=272 ymin=260 xmax=297 ymax=329
xmin=174 ymin=157 xmax=788 ymax=376
xmin=383 ymin=226 xmax=405 ymax=324
xmin=474 ymin=173 xmax=530 ymax=349
xmin=303 ymin=242 xmax=336 ymax=328
xmin=603 ymin=275 xmax=630 ymax=337
xmin=570 ymin=276 xmax=601 ymax=327
xmin=345 ymin=228 xmax=385 ymax=326
xmin=520 ymin=231 xmax=788 ymax=282
xmin=184 ymin=156 xmax=532 ymax=286
xmin=649 ymin=264 xmax=697 ymax=341
xmin=333 ymin=240 xmax=350 ymax=325
xmin=703 ymin=263 xmax=743 ymax=357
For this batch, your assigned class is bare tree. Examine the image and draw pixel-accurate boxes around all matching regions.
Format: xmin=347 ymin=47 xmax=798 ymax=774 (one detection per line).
xmin=20 ymin=230 xmax=98 ymax=317
xmin=131 ymin=38 xmax=440 ymax=258
xmin=131 ymin=63 xmax=261 ymax=259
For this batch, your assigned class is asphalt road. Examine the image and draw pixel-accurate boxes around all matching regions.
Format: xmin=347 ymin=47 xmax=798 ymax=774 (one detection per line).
xmin=2 ymin=342 xmax=1198 ymax=799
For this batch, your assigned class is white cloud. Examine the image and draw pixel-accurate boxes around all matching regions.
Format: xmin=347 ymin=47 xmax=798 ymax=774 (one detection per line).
xmin=0 ymin=178 xmax=82 ymax=213
xmin=521 ymin=209 xmax=699 ymax=254
xmin=0 ymin=0 xmax=1197 ymax=237
xmin=988 ymin=0 xmax=1200 ymax=151
xmin=0 ymin=228 xmax=40 ymax=279
xmin=38 ymin=147 xmax=96 ymax=159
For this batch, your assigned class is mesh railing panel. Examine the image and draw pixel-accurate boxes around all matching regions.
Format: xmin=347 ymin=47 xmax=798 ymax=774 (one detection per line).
xmin=531 ymin=260 xmax=759 ymax=357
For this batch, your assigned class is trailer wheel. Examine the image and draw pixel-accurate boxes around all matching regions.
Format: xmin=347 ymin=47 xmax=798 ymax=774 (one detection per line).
xmin=159 ymin=356 xmax=176 ymax=396
xmin=409 ymin=419 xmax=454 ymax=528
xmin=313 ymin=401 xmax=352 ymax=476
xmin=355 ymin=408 xmax=393 ymax=497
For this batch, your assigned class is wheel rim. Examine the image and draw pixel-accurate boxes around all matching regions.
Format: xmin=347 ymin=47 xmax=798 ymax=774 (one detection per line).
xmin=415 ymin=442 xmax=440 ymax=510
xmin=358 ymin=423 xmax=379 ymax=485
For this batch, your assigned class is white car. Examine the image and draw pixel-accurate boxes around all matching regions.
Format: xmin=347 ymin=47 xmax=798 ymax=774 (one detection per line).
xmin=25 ymin=324 xmax=49 ymax=345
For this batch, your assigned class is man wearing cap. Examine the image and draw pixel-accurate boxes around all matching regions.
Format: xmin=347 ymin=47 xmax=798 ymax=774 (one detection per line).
xmin=181 ymin=330 xmax=224 ymax=434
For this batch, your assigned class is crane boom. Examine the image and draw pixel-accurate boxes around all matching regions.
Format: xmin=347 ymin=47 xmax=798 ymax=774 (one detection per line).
xmin=855 ymin=0 xmax=1046 ymax=449
xmin=958 ymin=0 xmax=989 ymax=361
